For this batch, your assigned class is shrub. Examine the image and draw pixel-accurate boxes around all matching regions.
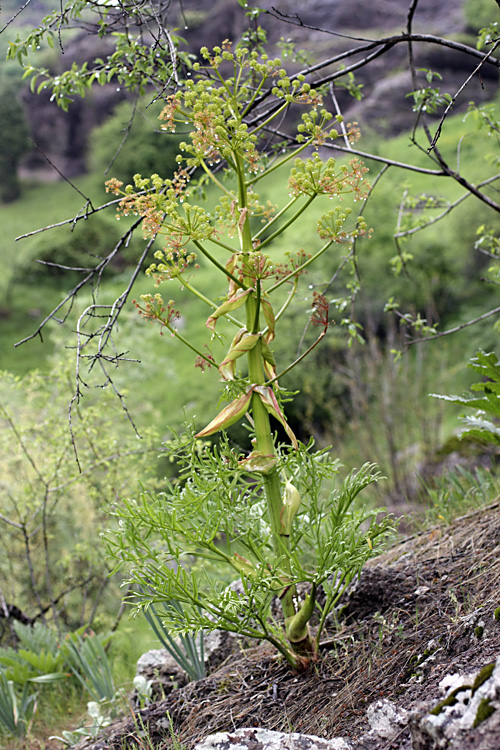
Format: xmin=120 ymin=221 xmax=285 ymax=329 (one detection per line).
xmin=0 ymin=361 xmax=159 ymax=637
xmin=89 ymin=99 xmax=180 ymax=185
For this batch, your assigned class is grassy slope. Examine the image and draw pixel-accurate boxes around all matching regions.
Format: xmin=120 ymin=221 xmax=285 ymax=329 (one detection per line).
xmin=0 ymin=175 xmax=226 ymax=433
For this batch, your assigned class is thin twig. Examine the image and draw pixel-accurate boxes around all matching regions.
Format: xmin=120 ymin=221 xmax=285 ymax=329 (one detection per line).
xmin=15 ymin=196 xmax=127 ymax=240
xmin=22 ymin=525 xmax=46 ymax=624
xmin=329 ymin=84 xmax=351 ymax=150
xmin=0 ymin=0 xmax=33 ymax=34
xmin=406 ymin=304 xmax=500 ymax=345
xmin=393 ymin=173 xmax=500 ymax=239
xmin=267 ymin=127 xmax=445 ymax=175
xmin=32 ymin=142 xmax=95 ymax=211
xmin=15 ymin=218 xmax=143 ymax=347
xmin=429 ymin=39 xmax=500 ymax=151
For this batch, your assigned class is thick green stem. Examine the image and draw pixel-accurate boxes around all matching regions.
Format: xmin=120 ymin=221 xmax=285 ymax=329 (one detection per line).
xmin=244 ymin=293 xmax=283 ymax=543
xmin=245 ymin=298 xmax=300 ymax=626
xmin=286 ymin=583 xmax=317 ymax=648
xmin=193 ymin=240 xmax=246 ymax=290
xmin=235 ymin=151 xmax=315 ymax=655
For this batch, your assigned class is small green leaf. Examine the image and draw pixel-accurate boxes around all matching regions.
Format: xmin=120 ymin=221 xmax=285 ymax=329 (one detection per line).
xmin=28 ymin=672 xmax=68 ymax=684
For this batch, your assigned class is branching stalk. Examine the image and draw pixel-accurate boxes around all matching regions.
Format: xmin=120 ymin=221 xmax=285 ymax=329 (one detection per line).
xmin=268 ymin=239 xmax=335 ymax=294
xmin=193 ymin=240 xmax=247 ymax=290
xmin=256 ymin=194 xmax=317 ymax=250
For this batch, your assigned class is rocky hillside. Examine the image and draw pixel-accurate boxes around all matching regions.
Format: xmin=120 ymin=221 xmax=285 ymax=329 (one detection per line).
xmin=69 ymin=500 xmax=500 ymax=750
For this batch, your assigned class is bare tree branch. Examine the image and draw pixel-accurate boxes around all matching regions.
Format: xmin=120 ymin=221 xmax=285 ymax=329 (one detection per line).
xmin=15 ymin=196 xmax=126 ymax=240
xmin=429 ymin=39 xmax=500 ymax=151
xmin=393 ymin=174 xmax=500 ymax=240
xmin=15 ymin=218 xmax=143 ymax=347
xmin=405 ymin=305 xmax=500 ymax=346
xmin=32 ymin=143 xmax=95 ymax=210
xmin=0 ymin=0 xmax=33 ymax=34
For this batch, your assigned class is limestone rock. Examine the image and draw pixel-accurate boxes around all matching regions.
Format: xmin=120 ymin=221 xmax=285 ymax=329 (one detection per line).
xmin=193 ymin=727 xmax=352 ymax=750
xmin=366 ymin=699 xmax=409 ymax=740
xmin=411 ymin=656 xmax=500 ymax=749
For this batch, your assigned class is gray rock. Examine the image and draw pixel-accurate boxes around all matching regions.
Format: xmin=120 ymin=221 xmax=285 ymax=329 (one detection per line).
xmin=135 ymin=648 xmax=188 ymax=698
xmin=135 ymin=627 xmax=244 ymax=699
xmin=193 ymin=727 xmax=352 ymax=750
xmin=366 ymin=699 xmax=409 ymax=739
xmin=411 ymin=657 xmax=500 ymax=749
xmin=203 ymin=628 xmax=244 ymax=672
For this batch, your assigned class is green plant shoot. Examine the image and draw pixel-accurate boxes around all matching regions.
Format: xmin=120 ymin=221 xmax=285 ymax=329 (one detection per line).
xmin=106 ymin=41 xmax=393 ymax=671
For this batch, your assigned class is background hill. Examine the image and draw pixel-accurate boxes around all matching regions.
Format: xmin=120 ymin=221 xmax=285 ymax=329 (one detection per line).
xmin=9 ymin=0 xmax=499 ymax=177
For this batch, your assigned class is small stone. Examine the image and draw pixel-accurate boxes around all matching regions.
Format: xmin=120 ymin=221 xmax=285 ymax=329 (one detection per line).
xmin=366 ymin=699 xmax=409 ymax=739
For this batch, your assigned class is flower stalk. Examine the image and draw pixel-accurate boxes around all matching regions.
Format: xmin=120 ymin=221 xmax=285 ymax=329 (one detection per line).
xmin=106 ymin=41 xmax=392 ymax=672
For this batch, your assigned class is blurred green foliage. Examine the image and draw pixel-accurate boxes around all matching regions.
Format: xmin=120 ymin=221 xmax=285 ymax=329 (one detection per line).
xmin=0 ymin=38 xmax=30 ymax=204
xmin=0 ymin=359 xmax=160 ymax=638
xmin=89 ymin=99 xmax=181 ymax=184
xmin=464 ymin=0 xmax=500 ymax=31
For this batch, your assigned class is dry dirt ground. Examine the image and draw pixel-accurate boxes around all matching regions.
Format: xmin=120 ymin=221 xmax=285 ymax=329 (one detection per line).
xmin=72 ymin=501 xmax=500 ymax=750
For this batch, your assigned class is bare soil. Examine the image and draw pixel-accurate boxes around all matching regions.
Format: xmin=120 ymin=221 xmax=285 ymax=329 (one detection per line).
xmin=70 ymin=500 xmax=500 ymax=750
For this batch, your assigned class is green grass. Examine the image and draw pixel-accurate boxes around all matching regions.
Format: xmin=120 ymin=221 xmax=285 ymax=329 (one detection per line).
xmin=0 ymin=175 xmax=107 ymax=371
xmin=109 ymin=611 xmax=166 ymax=687
xmin=0 ymin=177 xmax=103 ymax=282
xmin=0 ymin=281 xmax=62 ymax=372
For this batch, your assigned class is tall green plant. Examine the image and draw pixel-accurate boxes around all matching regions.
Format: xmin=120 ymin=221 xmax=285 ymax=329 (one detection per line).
xmin=0 ymin=622 xmax=71 ymax=739
xmin=105 ymin=42 xmax=393 ymax=671
xmin=65 ymin=632 xmax=117 ymax=704
xmin=142 ymin=602 xmax=205 ymax=681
